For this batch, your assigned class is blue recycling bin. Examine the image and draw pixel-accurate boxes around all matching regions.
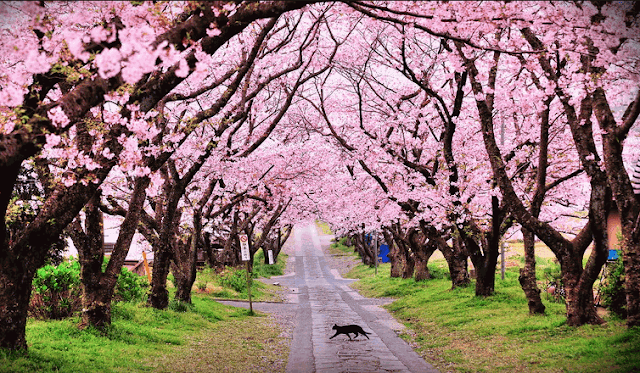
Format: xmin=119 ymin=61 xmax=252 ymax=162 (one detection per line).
xmin=378 ymin=244 xmax=390 ymax=263
xmin=608 ymin=249 xmax=619 ymax=261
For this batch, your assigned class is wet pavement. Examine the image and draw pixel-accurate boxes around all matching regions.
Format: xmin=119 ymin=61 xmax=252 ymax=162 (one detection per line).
xmin=220 ymin=224 xmax=439 ymax=373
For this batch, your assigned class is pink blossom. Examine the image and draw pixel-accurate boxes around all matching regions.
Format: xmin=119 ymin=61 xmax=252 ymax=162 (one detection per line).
xmin=175 ymin=58 xmax=189 ymax=77
xmin=63 ymin=175 xmax=75 ymax=187
xmin=47 ymin=106 xmax=70 ymax=128
xmin=24 ymin=50 xmax=51 ymax=74
xmin=0 ymin=83 xmax=26 ymax=107
xmin=102 ymin=147 xmax=115 ymax=159
xmin=45 ymin=133 xmax=61 ymax=148
xmin=207 ymin=26 xmax=222 ymax=37
xmin=95 ymin=48 xmax=122 ymax=79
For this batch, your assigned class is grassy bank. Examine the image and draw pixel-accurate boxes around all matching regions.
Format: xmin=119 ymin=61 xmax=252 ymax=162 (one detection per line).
xmin=1 ymin=252 xmax=290 ymax=373
xmin=0 ymin=297 xmax=288 ymax=373
xmin=335 ymin=240 xmax=640 ymax=373
xmin=191 ymin=251 xmax=288 ymax=302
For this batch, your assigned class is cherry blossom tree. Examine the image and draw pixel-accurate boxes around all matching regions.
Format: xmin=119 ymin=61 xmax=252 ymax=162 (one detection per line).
xmin=2 ymin=1 xmax=640 ymax=354
xmin=0 ymin=0 xmax=311 ymax=351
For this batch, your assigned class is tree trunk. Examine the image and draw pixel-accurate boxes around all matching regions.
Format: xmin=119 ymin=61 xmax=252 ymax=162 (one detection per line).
xmin=519 ymin=229 xmax=546 ymax=314
xmin=148 ymin=244 xmax=172 ymax=309
xmin=172 ymin=234 xmax=198 ymax=304
xmin=623 ymin=239 xmax=640 ymax=327
xmin=413 ymin=235 xmax=437 ymax=282
xmin=467 ymin=240 xmax=498 ymax=297
xmin=383 ymin=229 xmax=403 ymax=278
xmin=439 ymin=236 xmax=470 ymax=289
xmin=401 ymin=242 xmax=415 ymax=280
xmin=74 ymin=177 xmax=151 ymax=328
xmin=73 ymin=192 xmax=112 ymax=329
xmin=463 ymin=196 xmax=503 ymax=297
xmin=562 ymin=260 xmax=603 ymax=326
xmin=353 ymin=232 xmax=375 ymax=266
xmin=0 ymin=258 xmax=33 ymax=351
xmin=467 ymin=235 xmax=498 ymax=297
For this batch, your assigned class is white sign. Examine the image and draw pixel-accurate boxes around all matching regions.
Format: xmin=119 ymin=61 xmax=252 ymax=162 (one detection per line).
xmin=267 ymin=249 xmax=274 ymax=265
xmin=239 ymin=234 xmax=250 ymax=261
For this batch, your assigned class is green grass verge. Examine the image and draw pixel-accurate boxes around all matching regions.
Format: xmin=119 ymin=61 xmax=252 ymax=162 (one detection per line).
xmin=315 ymin=220 xmax=333 ymax=235
xmin=346 ymin=259 xmax=640 ymax=373
xmin=0 ymin=296 xmax=288 ymax=373
xmin=328 ymin=237 xmax=357 ymax=257
xmin=1 ymin=253 xmax=291 ymax=372
xmin=194 ymin=251 xmax=288 ymax=302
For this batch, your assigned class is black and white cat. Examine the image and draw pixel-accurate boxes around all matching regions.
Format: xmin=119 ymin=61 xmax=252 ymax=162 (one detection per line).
xmin=329 ymin=324 xmax=371 ymax=340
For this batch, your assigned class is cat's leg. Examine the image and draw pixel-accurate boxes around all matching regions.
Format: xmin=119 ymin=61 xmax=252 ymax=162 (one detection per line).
xmin=329 ymin=332 xmax=339 ymax=339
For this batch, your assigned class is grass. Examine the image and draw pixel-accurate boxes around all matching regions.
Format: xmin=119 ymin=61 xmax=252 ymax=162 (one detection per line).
xmin=1 ymin=252 xmax=291 ymax=373
xmin=315 ymin=220 xmax=333 ymax=235
xmin=0 ymin=297 xmax=288 ymax=373
xmin=328 ymin=237 xmax=356 ymax=257
xmin=192 ymin=251 xmax=288 ymax=302
xmin=344 ymin=255 xmax=640 ymax=373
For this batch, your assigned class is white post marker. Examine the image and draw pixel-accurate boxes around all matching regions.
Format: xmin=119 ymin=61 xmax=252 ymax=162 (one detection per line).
xmin=239 ymin=234 xmax=250 ymax=261
xmin=238 ymin=233 xmax=253 ymax=313
xmin=268 ymin=249 xmax=274 ymax=265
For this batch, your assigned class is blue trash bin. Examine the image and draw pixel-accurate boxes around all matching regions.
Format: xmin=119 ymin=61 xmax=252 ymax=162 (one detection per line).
xmin=378 ymin=244 xmax=390 ymax=263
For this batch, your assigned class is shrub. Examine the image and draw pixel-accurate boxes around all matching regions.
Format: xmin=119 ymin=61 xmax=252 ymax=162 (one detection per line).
xmin=168 ymin=299 xmax=194 ymax=313
xmin=252 ymin=250 xmax=285 ymax=278
xmin=114 ymin=265 xmax=149 ymax=302
xmin=542 ymin=259 xmax=565 ymax=304
xmin=30 ymin=259 xmax=82 ymax=319
xmin=30 ymin=257 xmax=150 ymax=319
xmin=196 ymin=281 xmax=208 ymax=292
xmin=600 ymin=257 xmax=626 ymax=318
xmin=218 ymin=268 xmax=247 ymax=293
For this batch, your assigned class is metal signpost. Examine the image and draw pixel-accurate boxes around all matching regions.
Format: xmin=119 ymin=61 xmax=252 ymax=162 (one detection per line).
xmin=373 ymin=232 xmax=378 ymax=276
xmin=239 ymin=234 xmax=253 ymax=314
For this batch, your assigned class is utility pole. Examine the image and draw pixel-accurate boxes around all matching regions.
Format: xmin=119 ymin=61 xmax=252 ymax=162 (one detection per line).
xmin=500 ymin=120 xmax=506 ymax=281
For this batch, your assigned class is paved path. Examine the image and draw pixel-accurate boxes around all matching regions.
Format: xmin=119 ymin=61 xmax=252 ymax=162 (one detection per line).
xmin=223 ymin=224 xmax=438 ymax=373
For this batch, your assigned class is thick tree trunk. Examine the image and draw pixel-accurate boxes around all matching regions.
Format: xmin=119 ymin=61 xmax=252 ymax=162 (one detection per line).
xmin=439 ymin=237 xmax=470 ymax=289
xmin=353 ymin=232 xmax=376 ymax=266
xmin=562 ymin=262 xmax=603 ymax=326
xmin=73 ymin=192 xmax=112 ymax=329
xmin=413 ymin=251 xmax=430 ymax=281
xmin=468 ymin=236 xmax=498 ymax=297
xmin=0 ymin=259 xmax=33 ymax=351
xmin=465 ymin=196 xmax=503 ymax=297
xmin=591 ymin=84 xmax=640 ymax=328
xmin=464 ymin=236 xmax=497 ymax=296
xmin=474 ymin=257 xmax=497 ymax=297
xmin=73 ymin=177 xmax=150 ymax=328
xmin=401 ymin=243 xmax=415 ymax=280
xmin=519 ymin=229 xmax=546 ymax=314
xmin=383 ymin=229 xmax=403 ymax=278
xmin=624 ymin=240 xmax=640 ymax=327
xmin=149 ymin=244 xmax=172 ymax=309
xmin=413 ymin=237 xmax=437 ymax=282
xmin=172 ymin=235 xmax=198 ymax=304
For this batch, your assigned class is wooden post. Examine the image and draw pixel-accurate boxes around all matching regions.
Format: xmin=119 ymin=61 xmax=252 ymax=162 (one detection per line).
xmin=142 ymin=250 xmax=152 ymax=282
xmin=246 ymin=260 xmax=253 ymax=314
